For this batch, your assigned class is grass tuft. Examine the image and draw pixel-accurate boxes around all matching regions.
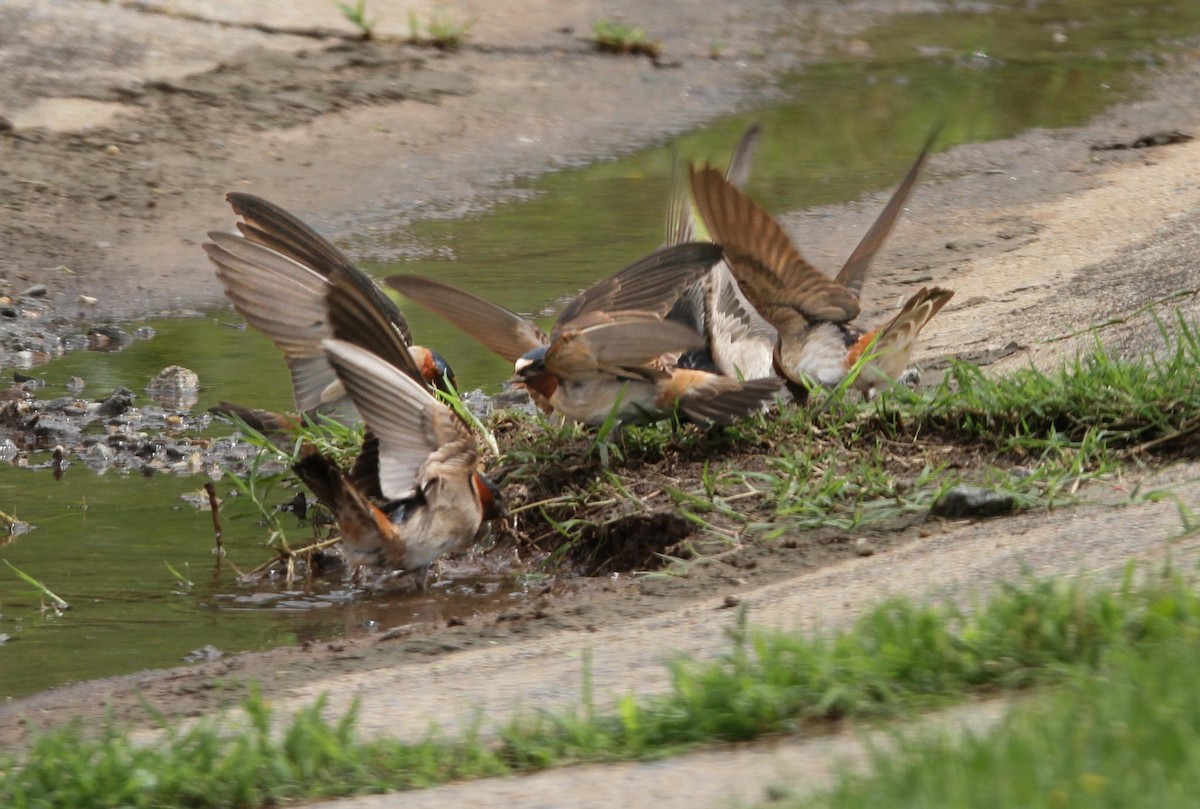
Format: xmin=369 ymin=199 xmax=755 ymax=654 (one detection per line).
xmin=7 ymin=569 xmax=1200 ymax=806
xmin=591 ymin=19 xmax=662 ymax=59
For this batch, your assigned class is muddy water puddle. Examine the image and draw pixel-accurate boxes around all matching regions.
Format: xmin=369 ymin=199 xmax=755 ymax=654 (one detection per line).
xmin=3 ymin=0 xmax=1200 ymax=699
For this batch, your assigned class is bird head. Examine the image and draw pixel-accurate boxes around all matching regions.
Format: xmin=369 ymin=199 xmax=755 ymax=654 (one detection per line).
xmin=472 ymin=472 xmax=505 ymax=520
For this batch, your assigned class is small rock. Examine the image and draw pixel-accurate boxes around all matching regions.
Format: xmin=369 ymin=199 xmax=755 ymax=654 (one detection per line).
xmin=145 ymin=365 xmax=200 ymax=410
xmin=96 ymin=392 xmax=133 ymax=417
xmin=0 ymin=116 xmax=13 ymax=132
xmin=95 ymin=242 xmax=112 ymax=250
xmin=379 ymin=624 xmax=418 ymax=641
xmin=78 ymin=294 xmax=98 ymax=305
xmin=65 ymin=376 xmax=85 ymax=394
xmin=87 ymin=325 xmax=132 ymax=351
xmin=929 ymin=485 xmax=1015 ymax=519
xmin=19 ymin=284 xmax=47 ymax=298
xmin=134 ymin=326 xmax=156 ymax=340
xmin=462 ymin=387 xmax=494 ymax=420
xmin=719 ymin=594 xmax=741 ymax=609
xmin=146 ymin=365 xmax=199 ymax=393
xmin=182 ymin=644 xmax=223 ymax=663
xmin=103 ymin=144 xmax=121 ymax=156
xmin=85 ymin=443 xmax=115 ymax=461
xmin=854 ymin=537 xmax=875 ymax=557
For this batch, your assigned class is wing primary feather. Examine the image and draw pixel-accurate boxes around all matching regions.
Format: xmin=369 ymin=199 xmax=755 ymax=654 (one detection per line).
xmin=386 ymin=275 xmax=548 ymax=363
xmin=321 ymin=339 xmax=453 ymax=501
xmin=553 ymin=241 xmax=724 ymax=331
xmin=325 ymin=272 xmax=426 ymax=386
xmin=834 ymin=126 xmax=940 ymax=298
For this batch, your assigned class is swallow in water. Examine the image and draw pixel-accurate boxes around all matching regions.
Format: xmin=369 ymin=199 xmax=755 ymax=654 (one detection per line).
xmin=664 ymin=124 xmax=778 ymax=383
xmin=385 ymin=242 xmax=783 ymax=426
xmin=689 ymin=133 xmax=953 ymax=400
xmin=291 ymin=270 xmax=501 ymax=574
xmin=203 ymin=193 xmax=453 ymax=423
xmin=293 ymin=339 xmax=502 ymax=575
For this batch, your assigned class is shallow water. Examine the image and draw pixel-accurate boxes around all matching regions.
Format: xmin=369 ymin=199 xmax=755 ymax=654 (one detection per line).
xmin=2 ymin=0 xmax=1199 ymax=699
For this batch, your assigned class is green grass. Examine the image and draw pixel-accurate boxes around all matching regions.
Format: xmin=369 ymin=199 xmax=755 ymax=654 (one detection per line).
xmin=333 ymin=0 xmax=379 ymax=40
xmin=591 ymin=19 xmax=661 ymax=58
xmin=408 ymin=7 xmax=476 ymax=50
xmin=3 ymin=559 xmax=70 ymax=611
xmin=803 ymin=624 xmax=1200 ymax=808
xmin=880 ymin=314 xmax=1200 ymax=453
xmin=210 ymin=315 xmax=1200 ymax=577
xmin=7 ymin=567 xmax=1200 ymax=806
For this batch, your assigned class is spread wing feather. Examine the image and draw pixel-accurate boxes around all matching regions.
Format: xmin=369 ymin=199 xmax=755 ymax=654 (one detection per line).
xmin=322 ymin=339 xmax=476 ymax=501
xmin=553 ymin=242 xmax=723 ymax=332
xmin=835 ymin=128 xmax=938 ymax=298
xmin=386 ymin=275 xmax=548 ymax=363
xmin=689 ymin=166 xmax=859 ymax=324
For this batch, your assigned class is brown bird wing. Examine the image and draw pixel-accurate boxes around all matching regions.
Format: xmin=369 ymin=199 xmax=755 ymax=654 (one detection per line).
xmin=834 ymin=128 xmax=939 ymax=299
xmin=705 ymin=264 xmax=777 ymax=380
xmin=863 ymin=286 xmax=954 ymax=365
xmin=724 ymin=123 xmax=763 ymax=190
xmin=385 ymin=275 xmax=548 ymax=363
xmin=325 ymin=271 xmax=426 ymax=387
xmin=204 ymin=232 xmax=340 ymax=414
xmin=689 ymin=165 xmax=860 ymax=324
xmin=665 ymin=123 xmax=763 ymax=246
xmin=322 ymin=339 xmax=477 ymax=502
xmin=226 ymin=192 xmax=357 ymax=278
xmin=545 ymin=315 xmax=706 ymax=380
xmin=553 ymin=242 xmax=724 ymax=336
xmin=225 ymin=192 xmax=413 ymax=345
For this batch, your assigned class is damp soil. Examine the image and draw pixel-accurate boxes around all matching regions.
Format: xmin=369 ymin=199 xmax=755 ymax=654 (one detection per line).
xmin=3 ymin=0 xmax=1200 ymax=763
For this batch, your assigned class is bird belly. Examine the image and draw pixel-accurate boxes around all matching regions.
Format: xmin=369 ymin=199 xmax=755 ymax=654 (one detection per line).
xmin=554 ymin=378 xmax=662 ymax=425
xmin=398 ymin=491 xmax=483 ymax=570
xmin=786 ymin=323 xmax=854 ymax=387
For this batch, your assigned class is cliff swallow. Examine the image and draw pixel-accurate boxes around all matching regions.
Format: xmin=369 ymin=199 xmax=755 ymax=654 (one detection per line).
xmin=293 ymin=336 xmax=501 ymax=575
xmin=203 ymin=193 xmax=452 ymax=422
xmin=689 ymin=134 xmax=952 ymax=399
xmin=665 ymin=124 xmax=777 ymax=383
xmin=386 ymin=243 xmax=783 ymax=426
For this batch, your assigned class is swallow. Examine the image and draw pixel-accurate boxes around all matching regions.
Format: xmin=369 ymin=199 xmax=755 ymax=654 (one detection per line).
xmin=203 ymin=193 xmax=453 ymax=423
xmin=386 ymin=242 xmax=783 ymax=426
xmin=689 ymin=132 xmax=953 ymax=399
xmin=293 ymin=338 xmax=501 ymax=575
xmin=664 ymin=124 xmax=777 ymax=383
xmin=289 ymin=271 xmax=501 ymax=574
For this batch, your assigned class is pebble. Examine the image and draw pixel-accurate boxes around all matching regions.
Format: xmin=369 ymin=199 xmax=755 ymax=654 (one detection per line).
xmin=85 ymin=443 xmax=115 ymax=461
xmin=103 ymin=144 xmax=121 ymax=156
xmin=78 ymin=294 xmax=98 ymax=305
xmin=19 ymin=284 xmax=47 ymax=298
xmin=929 ymin=485 xmax=1016 ymax=519
xmin=65 ymin=376 xmax=85 ymax=393
xmin=146 ymin=365 xmax=200 ymax=410
xmin=146 ymin=365 xmax=199 ymax=393
xmin=182 ymin=644 xmax=223 ymax=663
xmin=87 ymin=325 xmax=131 ymax=351
xmin=96 ymin=392 xmax=134 ymax=417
